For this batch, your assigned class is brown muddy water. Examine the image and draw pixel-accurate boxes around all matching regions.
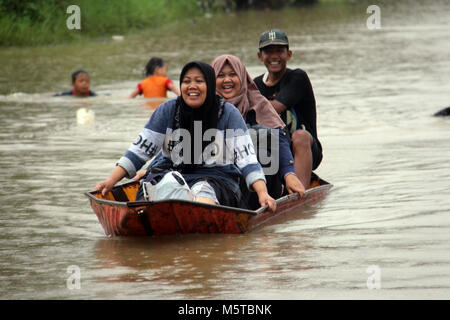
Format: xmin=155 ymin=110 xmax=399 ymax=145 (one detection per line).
xmin=0 ymin=1 xmax=449 ymax=299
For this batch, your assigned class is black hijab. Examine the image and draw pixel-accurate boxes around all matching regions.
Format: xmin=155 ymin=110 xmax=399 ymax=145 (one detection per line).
xmin=174 ymin=61 xmax=222 ymax=171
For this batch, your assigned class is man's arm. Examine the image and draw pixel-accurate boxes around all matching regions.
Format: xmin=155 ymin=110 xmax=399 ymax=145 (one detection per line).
xmin=270 ymin=69 xmax=311 ymax=116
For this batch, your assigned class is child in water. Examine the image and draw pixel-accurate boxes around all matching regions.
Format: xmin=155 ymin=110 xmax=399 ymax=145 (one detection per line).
xmin=129 ymin=57 xmax=180 ymax=98
xmin=54 ymin=70 xmax=97 ymax=97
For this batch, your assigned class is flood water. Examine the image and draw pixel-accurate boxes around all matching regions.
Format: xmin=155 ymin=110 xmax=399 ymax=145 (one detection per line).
xmin=1 ymin=1 xmax=449 ymax=299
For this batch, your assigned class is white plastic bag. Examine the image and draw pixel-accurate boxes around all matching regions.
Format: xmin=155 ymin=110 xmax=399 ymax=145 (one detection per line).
xmin=142 ymin=171 xmax=193 ymax=201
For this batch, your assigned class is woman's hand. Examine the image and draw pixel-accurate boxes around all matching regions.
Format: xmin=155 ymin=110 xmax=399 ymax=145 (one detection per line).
xmin=257 ymin=191 xmax=276 ymax=212
xmin=132 ymin=170 xmax=147 ymax=181
xmin=285 ymin=173 xmax=306 ymax=198
xmin=94 ymin=179 xmax=116 ymax=196
xmin=251 ymin=179 xmax=277 ymax=212
xmin=94 ymin=165 xmax=128 ymax=196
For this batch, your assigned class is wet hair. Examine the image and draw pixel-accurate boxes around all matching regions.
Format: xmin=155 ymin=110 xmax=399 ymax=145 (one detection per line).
xmin=144 ymin=57 xmax=165 ymax=76
xmin=71 ymin=70 xmax=89 ymax=83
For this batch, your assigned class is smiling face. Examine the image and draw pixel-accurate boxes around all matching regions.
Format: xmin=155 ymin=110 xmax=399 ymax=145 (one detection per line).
xmin=216 ymin=63 xmax=241 ymax=100
xmin=181 ymin=67 xmax=207 ymax=108
xmin=258 ymin=45 xmax=292 ymax=74
xmin=72 ymin=73 xmax=91 ymax=96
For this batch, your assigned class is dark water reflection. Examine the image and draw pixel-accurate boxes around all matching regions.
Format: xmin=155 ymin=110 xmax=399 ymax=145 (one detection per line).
xmin=1 ymin=1 xmax=450 ymax=299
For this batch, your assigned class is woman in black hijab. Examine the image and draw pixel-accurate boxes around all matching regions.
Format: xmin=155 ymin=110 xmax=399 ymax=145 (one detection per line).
xmin=175 ymin=61 xmax=221 ymax=170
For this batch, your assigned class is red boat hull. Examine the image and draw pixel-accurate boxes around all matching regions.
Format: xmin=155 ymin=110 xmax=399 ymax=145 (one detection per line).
xmin=86 ymin=175 xmax=332 ymax=237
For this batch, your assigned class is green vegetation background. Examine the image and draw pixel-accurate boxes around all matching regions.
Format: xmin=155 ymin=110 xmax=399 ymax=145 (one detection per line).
xmin=0 ymin=0 xmax=323 ymax=47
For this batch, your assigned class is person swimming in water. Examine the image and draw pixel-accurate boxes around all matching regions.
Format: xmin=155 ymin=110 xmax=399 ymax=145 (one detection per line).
xmin=54 ymin=70 xmax=97 ymax=97
xmin=129 ymin=57 xmax=180 ymax=99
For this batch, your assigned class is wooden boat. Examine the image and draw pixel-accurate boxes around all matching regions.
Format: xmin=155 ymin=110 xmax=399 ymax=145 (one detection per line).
xmin=85 ymin=174 xmax=332 ymax=237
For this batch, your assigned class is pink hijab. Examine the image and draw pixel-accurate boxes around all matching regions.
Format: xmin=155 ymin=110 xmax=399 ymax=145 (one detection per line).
xmin=211 ymin=54 xmax=285 ymax=129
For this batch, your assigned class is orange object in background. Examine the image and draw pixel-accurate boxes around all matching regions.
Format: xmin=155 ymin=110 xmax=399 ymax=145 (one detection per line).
xmin=138 ymin=76 xmax=172 ymax=98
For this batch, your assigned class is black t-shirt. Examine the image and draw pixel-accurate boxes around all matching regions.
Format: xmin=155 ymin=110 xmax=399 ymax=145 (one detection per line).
xmin=254 ymin=68 xmax=320 ymax=145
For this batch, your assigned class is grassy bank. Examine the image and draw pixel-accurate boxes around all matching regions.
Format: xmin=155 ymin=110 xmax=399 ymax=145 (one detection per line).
xmin=0 ymin=0 xmax=340 ymax=47
xmin=0 ymin=0 xmax=201 ymax=47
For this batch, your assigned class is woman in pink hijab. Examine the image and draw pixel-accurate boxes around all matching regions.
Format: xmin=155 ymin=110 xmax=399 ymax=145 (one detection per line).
xmin=211 ymin=54 xmax=305 ymax=202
